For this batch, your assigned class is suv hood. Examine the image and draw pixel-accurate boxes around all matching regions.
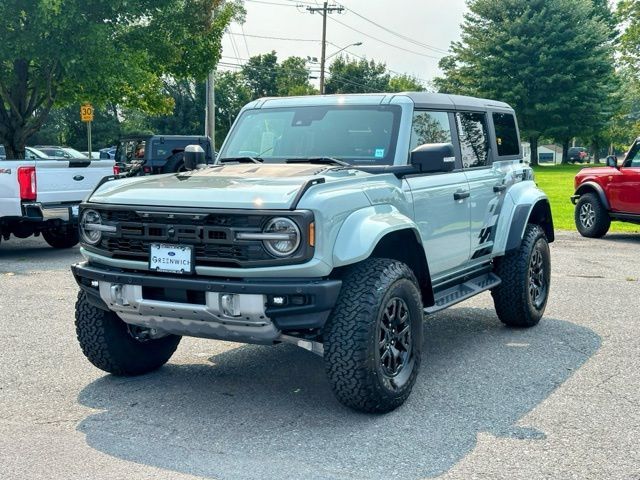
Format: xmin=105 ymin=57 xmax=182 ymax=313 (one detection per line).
xmin=90 ymin=163 xmax=351 ymax=209
xmin=576 ymin=166 xmax=616 ymax=177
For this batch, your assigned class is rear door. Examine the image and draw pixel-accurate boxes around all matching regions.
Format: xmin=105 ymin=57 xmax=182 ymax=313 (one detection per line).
xmin=35 ymin=158 xmax=114 ymax=205
xmin=608 ymin=143 xmax=640 ymax=214
xmin=457 ymin=111 xmax=503 ymax=261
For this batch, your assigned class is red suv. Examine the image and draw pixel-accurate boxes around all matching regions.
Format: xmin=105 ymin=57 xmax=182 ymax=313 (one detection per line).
xmin=571 ymin=138 xmax=640 ymax=237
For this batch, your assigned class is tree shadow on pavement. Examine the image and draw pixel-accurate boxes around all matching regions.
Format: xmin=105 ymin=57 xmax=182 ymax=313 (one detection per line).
xmin=76 ymin=308 xmax=600 ymax=480
xmin=599 ymin=232 xmax=640 ymax=245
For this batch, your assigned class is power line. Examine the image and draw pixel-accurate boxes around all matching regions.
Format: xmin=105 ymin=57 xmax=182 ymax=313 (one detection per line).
xmin=239 ymin=24 xmax=251 ymax=58
xmin=227 ymin=31 xmax=320 ymax=42
xmin=334 ymin=3 xmax=449 ymax=54
xmin=245 ymin=0 xmax=312 ymax=7
xmin=325 ymin=42 xmax=429 ymax=84
xmin=328 ymin=16 xmax=442 ymax=60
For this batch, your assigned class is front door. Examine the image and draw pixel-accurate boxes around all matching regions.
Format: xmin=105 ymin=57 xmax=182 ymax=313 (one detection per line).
xmin=404 ymin=110 xmax=471 ymax=277
xmin=608 ymin=143 xmax=640 ymax=214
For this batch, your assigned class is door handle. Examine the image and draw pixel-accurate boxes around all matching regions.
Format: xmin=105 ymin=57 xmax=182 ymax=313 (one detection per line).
xmin=454 ymin=190 xmax=470 ymax=201
xmin=493 ymin=184 xmax=507 ymax=193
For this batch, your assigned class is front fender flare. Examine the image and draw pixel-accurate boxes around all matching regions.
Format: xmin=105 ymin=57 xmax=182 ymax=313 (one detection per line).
xmin=573 ymin=181 xmax=610 ymax=211
xmin=332 ymin=205 xmax=423 ymax=267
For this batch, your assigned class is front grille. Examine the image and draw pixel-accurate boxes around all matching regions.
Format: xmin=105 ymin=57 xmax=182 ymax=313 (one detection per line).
xmin=87 ymin=206 xmax=313 ymax=268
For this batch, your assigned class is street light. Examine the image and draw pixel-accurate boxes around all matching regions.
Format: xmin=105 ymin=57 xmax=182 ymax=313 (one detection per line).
xmin=325 ymin=42 xmax=363 ymax=61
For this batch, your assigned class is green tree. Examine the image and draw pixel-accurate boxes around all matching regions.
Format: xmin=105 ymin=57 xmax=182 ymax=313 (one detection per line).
xmin=325 ymin=57 xmax=391 ymax=94
xmin=619 ymin=0 xmax=640 ymax=83
xmin=241 ymin=52 xmax=280 ymax=98
xmin=214 ymin=71 xmax=252 ymax=147
xmin=434 ymin=0 xmax=615 ymax=165
xmin=387 ymin=74 xmax=426 ymax=93
xmin=148 ymin=80 xmax=206 ymax=137
xmin=277 ymin=57 xmax=316 ymax=96
xmin=0 ymin=0 xmax=243 ymax=159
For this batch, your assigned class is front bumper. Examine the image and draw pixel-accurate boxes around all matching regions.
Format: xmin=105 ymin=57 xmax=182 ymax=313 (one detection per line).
xmin=72 ymin=262 xmax=341 ymax=343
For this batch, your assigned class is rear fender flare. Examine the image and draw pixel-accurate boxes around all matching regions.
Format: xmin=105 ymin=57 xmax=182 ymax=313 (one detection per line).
xmin=503 ymin=199 xmax=555 ymax=253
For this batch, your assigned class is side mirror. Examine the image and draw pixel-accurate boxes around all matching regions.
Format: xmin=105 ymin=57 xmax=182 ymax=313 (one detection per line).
xmin=606 ymin=155 xmax=618 ymax=168
xmin=410 ymin=143 xmax=456 ymax=173
xmin=184 ymin=144 xmax=206 ymax=171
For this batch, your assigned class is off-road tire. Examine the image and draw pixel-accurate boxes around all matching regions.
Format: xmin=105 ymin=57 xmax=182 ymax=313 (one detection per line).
xmin=575 ymin=193 xmax=610 ymax=238
xmin=42 ymin=227 xmax=79 ymax=249
xmin=75 ymin=291 xmax=181 ymax=376
xmin=492 ymin=224 xmax=550 ymax=328
xmin=162 ymin=152 xmax=185 ymax=173
xmin=323 ymin=258 xmax=423 ymax=413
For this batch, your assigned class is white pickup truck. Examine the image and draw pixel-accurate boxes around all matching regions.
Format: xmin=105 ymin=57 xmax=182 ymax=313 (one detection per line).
xmin=0 ymin=147 xmax=114 ymax=249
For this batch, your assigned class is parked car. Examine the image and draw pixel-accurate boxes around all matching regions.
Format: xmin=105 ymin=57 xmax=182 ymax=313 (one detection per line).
xmin=81 ymin=151 xmax=101 ymax=159
xmin=2 ymin=146 xmax=61 ymax=160
xmin=34 ymin=146 xmax=89 ymax=159
xmin=0 ymin=150 xmax=114 ymax=248
xmin=567 ymin=146 xmax=589 ymax=164
xmin=72 ymin=92 xmax=554 ymax=413
xmin=572 ymin=139 xmax=640 ymax=237
xmin=99 ymin=146 xmax=117 ymax=160
xmin=113 ymin=135 xmax=214 ymax=175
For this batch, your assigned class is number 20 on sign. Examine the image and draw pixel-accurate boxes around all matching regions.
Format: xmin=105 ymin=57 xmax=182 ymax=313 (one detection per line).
xmin=80 ymin=104 xmax=94 ymax=122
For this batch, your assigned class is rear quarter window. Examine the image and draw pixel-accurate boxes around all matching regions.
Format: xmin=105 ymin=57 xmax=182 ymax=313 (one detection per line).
xmin=492 ymin=112 xmax=520 ymax=157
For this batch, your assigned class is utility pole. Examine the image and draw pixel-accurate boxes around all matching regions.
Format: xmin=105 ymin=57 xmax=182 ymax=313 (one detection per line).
xmin=206 ymin=72 xmax=215 ymax=152
xmin=205 ymin=7 xmax=216 ymax=153
xmin=306 ymin=2 xmax=344 ymax=94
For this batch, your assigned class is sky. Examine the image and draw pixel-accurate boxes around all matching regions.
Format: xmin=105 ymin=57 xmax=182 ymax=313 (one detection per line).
xmin=219 ymin=0 xmax=469 ymax=87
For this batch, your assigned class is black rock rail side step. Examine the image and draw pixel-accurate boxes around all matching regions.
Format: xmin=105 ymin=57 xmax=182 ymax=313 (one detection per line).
xmin=424 ymin=272 xmax=501 ymax=315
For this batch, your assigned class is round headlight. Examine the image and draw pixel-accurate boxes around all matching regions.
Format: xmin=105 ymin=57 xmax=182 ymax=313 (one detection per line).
xmin=80 ymin=209 xmax=103 ymax=245
xmin=263 ymin=217 xmax=301 ymax=257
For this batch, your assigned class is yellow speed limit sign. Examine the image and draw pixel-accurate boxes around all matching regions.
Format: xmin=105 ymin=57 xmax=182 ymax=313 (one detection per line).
xmin=80 ymin=103 xmax=94 ymax=122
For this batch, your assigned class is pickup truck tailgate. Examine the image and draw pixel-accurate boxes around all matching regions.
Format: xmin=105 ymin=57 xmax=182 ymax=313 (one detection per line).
xmin=36 ymin=159 xmax=114 ymax=204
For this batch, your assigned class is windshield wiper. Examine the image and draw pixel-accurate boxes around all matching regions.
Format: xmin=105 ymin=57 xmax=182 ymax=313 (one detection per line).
xmin=285 ymin=157 xmax=350 ymax=167
xmin=217 ymin=157 xmax=263 ymax=164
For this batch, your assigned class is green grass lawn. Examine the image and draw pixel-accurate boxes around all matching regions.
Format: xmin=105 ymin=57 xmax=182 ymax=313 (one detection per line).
xmin=532 ymin=164 xmax=640 ymax=232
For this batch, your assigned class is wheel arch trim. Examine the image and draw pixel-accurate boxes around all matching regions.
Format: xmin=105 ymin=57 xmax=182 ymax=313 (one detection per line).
xmin=574 ymin=182 xmax=610 ymax=211
xmin=504 ymin=199 xmax=555 ymax=253
xmin=332 ymin=205 xmax=434 ymax=306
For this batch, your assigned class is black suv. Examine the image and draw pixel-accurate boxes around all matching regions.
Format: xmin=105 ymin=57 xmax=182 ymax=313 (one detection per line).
xmin=114 ymin=135 xmax=215 ymax=175
xmin=567 ymin=146 xmax=589 ymax=164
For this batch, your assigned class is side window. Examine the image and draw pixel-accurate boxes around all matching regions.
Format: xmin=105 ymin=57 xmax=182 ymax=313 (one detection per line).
xmin=456 ymin=112 xmax=489 ymax=168
xmin=627 ymin=147 xmax=640 ymax=168
xmin=492 ymin=112 xmax=520 ymax=156
xmin=409 ymin=111 xmax=452 ymax=153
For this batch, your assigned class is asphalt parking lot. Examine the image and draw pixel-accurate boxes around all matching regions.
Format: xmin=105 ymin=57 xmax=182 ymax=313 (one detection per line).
xmin=1 ymin=231 xmax=639 ymax=480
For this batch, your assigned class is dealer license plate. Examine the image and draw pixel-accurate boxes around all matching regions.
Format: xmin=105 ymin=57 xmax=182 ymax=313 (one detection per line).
xmin=149 ymin=244 xmax=193 ymax=274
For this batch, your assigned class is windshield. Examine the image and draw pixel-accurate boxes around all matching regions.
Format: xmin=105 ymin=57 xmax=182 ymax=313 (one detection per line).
xmin=219 ymin=105 xmax=402 ymax=165
xmin=62 ymin=147 xmax=88 ymax=159
xmin=25 ymin=147 xmax=51 ymax=159
xmin=116 ymin=139 xmax=146 ymax=163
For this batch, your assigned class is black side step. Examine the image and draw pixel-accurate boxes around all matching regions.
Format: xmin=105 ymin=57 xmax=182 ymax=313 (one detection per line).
xmin=424 ymin=272 xmax=501 ymax=315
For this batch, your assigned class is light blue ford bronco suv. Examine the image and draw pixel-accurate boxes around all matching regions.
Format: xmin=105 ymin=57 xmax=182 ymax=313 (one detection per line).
xmin=72 ymin=93 xmax=554 ymax=413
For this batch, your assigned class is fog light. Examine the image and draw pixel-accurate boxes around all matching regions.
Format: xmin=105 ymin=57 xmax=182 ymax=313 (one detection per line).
xmin=272 ymin=296 xmax=286 ymax=306
xmin=220 ymin=294 xmax=241 ymax=317
xmin=290 ymin=295 xmax=306 ymax=306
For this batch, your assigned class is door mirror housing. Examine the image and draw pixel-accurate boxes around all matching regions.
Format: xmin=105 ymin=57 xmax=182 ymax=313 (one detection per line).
xmin=184 ymin=144 xmax=206 ymax=171
xmin=605 ymin=155 xmax=618 ymax=169
xmin=410 ymin=143 xmax=456 ymax=173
